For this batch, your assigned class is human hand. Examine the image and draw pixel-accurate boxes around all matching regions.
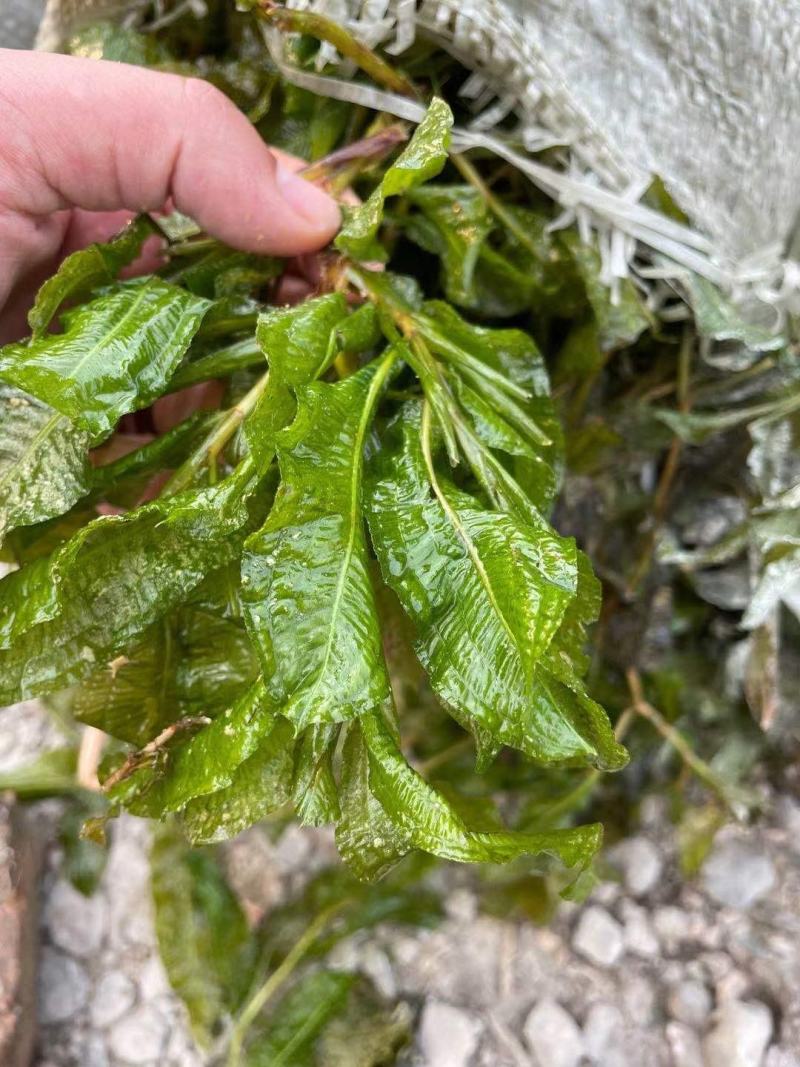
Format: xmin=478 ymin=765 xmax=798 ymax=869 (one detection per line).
xmin=0 ymin=49 xmax=341 ymax=342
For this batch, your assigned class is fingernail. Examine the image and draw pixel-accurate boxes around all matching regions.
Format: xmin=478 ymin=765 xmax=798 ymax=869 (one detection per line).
xmin=276 ymin=163 xmax=341 ymax=232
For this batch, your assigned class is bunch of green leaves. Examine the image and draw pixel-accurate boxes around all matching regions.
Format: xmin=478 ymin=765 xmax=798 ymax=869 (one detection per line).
xmin=0 ymin=65 xmax=626 ymax=891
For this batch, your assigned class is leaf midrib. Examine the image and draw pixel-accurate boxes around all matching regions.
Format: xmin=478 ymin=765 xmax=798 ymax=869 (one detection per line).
xmin=297 ymin=354 xmax=395 ymax=709
xmin=420 ymin=400 xmax=519 ymax=651
xmin=57 ymin=278 xmax=157 ymax=389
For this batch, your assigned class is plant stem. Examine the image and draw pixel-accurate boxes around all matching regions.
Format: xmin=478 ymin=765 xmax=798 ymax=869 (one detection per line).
xmin=102 ymin=716 xmax=211 ymax=793
xmin=164 ymin=370 xmax=271 ymax=495
xmin=417 ymin=736 xmax=473 ymax=775
xmin=168 ymin=338 xmax=263 ymax=391
xmin=254 ymin=1 xmax=417 ymax=97
xmin=302 ymin=123 xmax=408 ymax=191
xmin=534 ymin=706 xmax=635 ymax=825
xmin=624 ymin=668 xmax=738 ymax=811
xmin=450 ymin=152 xmax=541 ymax=257
xmin=225 ymin=899 xmax=349 ymax=1067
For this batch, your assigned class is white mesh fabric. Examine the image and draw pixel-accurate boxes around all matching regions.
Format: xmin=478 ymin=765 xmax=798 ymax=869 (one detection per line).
xmin=36 ymin=0 xmax=800 ymax=306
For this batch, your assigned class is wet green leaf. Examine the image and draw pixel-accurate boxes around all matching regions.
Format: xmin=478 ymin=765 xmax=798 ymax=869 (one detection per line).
xmin=361 ymin=710 xmax=604 ymax=867
xmin=0 ymin=384 xmax=92 ymax=542
xmin=244 ymin=295 xmax=348 ymax=474
xmin=151 ymin=822 xmax=251 ymax=1046
xmin=417 ymin=300 xmax=562 ymax=509
xmin=292 ymin=724 xmax=342 ymax=826
xmin=242 ymin=361 xmax=393 ymax=730
xmin=74 ymin=609 xmax=257 ymax=746
xmin=336 ymin=98 xmax=452 ymax=260
xmin=0 ymin=465 xmax=255 ymax=705
xmin=404 ymin=185 xmax=494 ymax=306
xmin=124 ymin=677 xmax=278 ymax=817
xmin=182 ymin=717 xmax=294 ymax=844
xmin=175 ymin=246 xmax=281 ymax=299
xmin=28 ymin=215 xmax=158 ymax=338
xmin=74 ymin=621 xmax=180 ymax=747
xmin=336 ymin=724 xmax=411 ymax=880
xmin=1 ymin=278 xmax=210 ymax=442
xmin=683 ymin=274 xmax=785 ymax=352
xmin=368 ymin=403 xmax=625 ymax=770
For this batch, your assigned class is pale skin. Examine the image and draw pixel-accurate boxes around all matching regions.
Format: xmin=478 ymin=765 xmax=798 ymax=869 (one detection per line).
xmin=0 ymin=49 xmax=341 ymax=344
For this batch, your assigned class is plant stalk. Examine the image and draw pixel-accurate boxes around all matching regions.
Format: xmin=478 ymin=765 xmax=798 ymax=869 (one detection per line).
xmin=254 ymin=1 xmax=417 ymax=97
xmin=625 ymin=668 xmax=741 ymax=813
xmin=164 ymin=370 xmax=271 ymax=494
xmin=450 ymin=151 xmax=542 ymax=257
xmin=225 ymin=899 xmax=349 ymax=1067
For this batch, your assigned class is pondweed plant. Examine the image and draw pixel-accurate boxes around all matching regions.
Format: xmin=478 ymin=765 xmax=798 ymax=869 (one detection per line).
xmin=1 ymin=3 xmax=797 ymax=1061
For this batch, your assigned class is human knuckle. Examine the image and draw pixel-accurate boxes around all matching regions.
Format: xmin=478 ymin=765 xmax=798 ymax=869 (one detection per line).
xmin=180 ymin=76 xmax=236 ymax=118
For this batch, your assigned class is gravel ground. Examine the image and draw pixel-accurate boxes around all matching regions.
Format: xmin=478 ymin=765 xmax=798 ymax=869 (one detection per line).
xmin=2 ymin=701 xmax=800 ymax=1067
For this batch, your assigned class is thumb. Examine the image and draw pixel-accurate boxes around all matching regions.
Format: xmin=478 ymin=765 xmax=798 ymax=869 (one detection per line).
xmin=0 ymin=49 xmax=341 ymax=257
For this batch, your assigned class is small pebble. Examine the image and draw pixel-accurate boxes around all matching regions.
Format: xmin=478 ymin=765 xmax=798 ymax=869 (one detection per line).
xmin=620 ymin=900 xmax=660 ymax=958
xmin=43 ymin=878 xmax=107 ymax=958
xmin=765 ymin=1048 xmax=800 ymax=1067
xmin=582 ymin=1002 xmax=625 ymax=1064
xmin=703 ymin=1000 xmax=773 ymax=1067
xmin=608 ymin=836 xmax=663 ymax=897
xmin=38 ymin=949 xmax=90 ymax=1025
xmin=523 ymin=999 xmax=584 ymax=1067
xmin=668 ymin=979 xmax=713 ymax=1028
xmin=652 ymin=905 xmax=691 ymax=953
xmin=666 ymin=1021 xmax=704 ymax=1067
xmin=572 ymin=906 xmax=624 ymax=968
xmin=109 ymin=1004 xmax=170 ymax=1065
xmin=702 ymin=841 xmax=776 ymax=910
xmin=418 ymin=1000 xmax=483 ymax=1067
xmin=90 ymin=970 xmax=137 ymax=1029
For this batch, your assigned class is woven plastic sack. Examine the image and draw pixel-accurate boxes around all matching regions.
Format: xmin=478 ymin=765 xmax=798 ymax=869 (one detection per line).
xmin=33 ymin=0 xmax=800 ymax=319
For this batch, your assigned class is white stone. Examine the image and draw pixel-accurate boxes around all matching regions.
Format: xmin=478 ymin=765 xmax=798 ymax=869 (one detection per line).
xmin=765 ymin=1048 xmax=800 ymax=1067
xmin=418 ymin=1000 xmax=483 ymax=1067
xmin=775 ymin=796 xmax=800 ymax=850
xmin=43 ymin=878 xmax=107 ymax=958
xmin=572 ymin=906 xmax=624 ymax=968
xmin=703 ymin=1000 xmax=773 ymax=1067
xmin=666 ymin=1022 xmax=704 ymax=1067
xmin=444 ymin=888 xmax=478 ymax=923
xmin=523 ymin=999 xmax=584 ymax=1067
xmin=90 ymin=970 xmax=137 ymax=1028
xmin=38 ymin=949 xmax=90 ymax=1024
xmin=621 ymin=973 xmax=657 ymax=1027
xmin=75 ymin=1031 xmax=110 ymax=1067
xmin=619 ymin=900 xmax=659 ymax=958
xmin=359 ymin=943 xmax=397 ymax=1000
xmin=652 ymin=905 xmax=691 ymax=953
xmin=607 ymin=836 xmax=663 ymax=897
xmin=135 ymin=954 xmax=172 ymax=1000
xmin=702 ymin=841 xmax=776 ymax=910
xmin=582 ymin=1002 xmax=625 ymax=1064
xmin=667 ymin=979 xmax=713 ymax=1028
xmin=109 ymin=1004 xmax=170 ymax=1064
